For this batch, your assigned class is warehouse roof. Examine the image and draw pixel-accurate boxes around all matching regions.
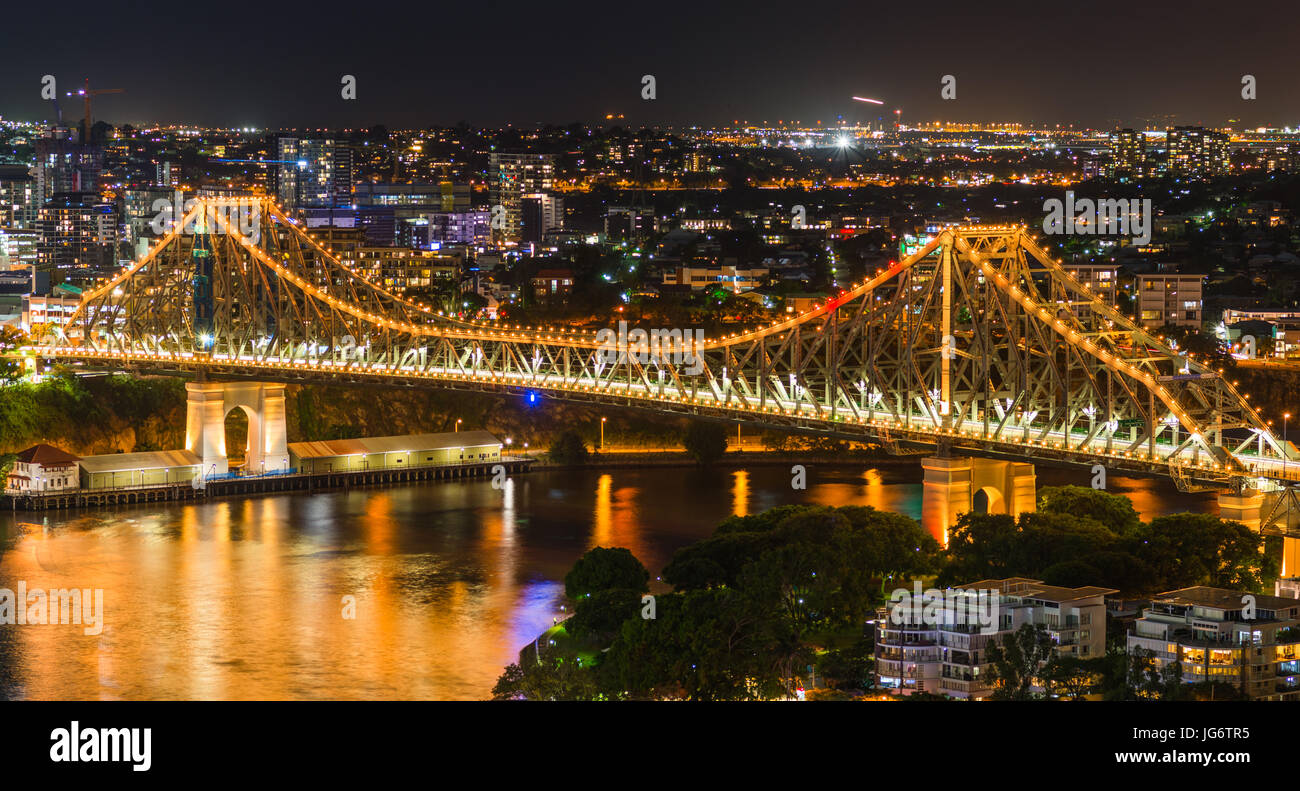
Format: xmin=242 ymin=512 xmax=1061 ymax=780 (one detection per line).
xmin=78 ymin=449 xmax=203 ymax=473
xmin=288 ymin=430 xmax=501 ymax=459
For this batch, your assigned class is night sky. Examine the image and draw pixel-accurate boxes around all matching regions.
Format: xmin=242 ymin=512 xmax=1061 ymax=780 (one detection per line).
xmin=2 ymin=0 xmax=1297 ymax=129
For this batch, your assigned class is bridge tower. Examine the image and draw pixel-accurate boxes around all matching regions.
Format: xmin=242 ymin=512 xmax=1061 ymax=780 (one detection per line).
xmin=921 ymin=455 xmax=1036 ymax=545
xmin=185 ymin=382 xmax=289 ymax=477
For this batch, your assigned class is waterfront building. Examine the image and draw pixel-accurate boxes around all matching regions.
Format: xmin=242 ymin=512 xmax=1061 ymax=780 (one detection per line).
xmin=1126 ymin=586 xmax=1300 ymax=701
xmin=288 ymin=430 xmax=502 ymax=474
xmin=78 ymin=449 xmax=204 ymax=489
xmin=875 ymin=577 xmax=1115 ymax=699
xmin=5 ymin=444 xmax=81 ymax=493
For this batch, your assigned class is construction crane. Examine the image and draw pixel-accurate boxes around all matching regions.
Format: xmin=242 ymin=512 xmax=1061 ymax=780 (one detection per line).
xmin=69 ymin=79 xmax=124 ymax=142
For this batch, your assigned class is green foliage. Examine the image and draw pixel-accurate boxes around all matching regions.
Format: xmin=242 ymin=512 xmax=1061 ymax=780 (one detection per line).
xmin=1136 ymin=512 xmax=1276 ymax=593
xmin=0 ymin=372 xmax=187 ymax=454
xmin=1041 ymin=654 xmax=1101 ymax=700
xmin=0 ymin=326 xmax=27 ymax=384
xmin=683 ymin=420 xmax=728 ymax=465
xmin=1037 ymin=485 xmax=1140 ymax=534
xmin=938 ymin=506 xmax=1272 ymax=596
xmin=547 ymin=430 xmax=590 ymax=465
xmin=984 ymin=623 xmax=1054 ymax=700
xmin=816 ymin=638 xmax=875 ymax=692
xmin=565 ymin=588 xmax=646 ymax=641
xmin=492 ymin=654 xmax=602 ymax=701
xmin=564 ymin=546 xmax=650 ymax=599
xmin=601 ymin=586 xmax=806 ymax=700
xmin=1128 ymin=647 xmax=1183 ymax=700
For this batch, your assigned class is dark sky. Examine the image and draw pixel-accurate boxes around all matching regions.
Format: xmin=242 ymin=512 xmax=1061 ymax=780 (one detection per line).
xmin=3 ymin=0 xmax=1297 ymax=129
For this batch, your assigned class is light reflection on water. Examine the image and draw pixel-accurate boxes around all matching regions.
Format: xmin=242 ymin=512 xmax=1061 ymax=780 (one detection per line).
xmin=0 ymin=463 xmax=1213 ymax=700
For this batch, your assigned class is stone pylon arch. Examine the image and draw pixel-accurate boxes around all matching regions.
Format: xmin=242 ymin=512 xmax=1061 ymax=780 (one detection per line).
xmin=921 ymin=455 xmax=1037 ymax=546
xmin=185 ymin=382 xmax=289 ymax=477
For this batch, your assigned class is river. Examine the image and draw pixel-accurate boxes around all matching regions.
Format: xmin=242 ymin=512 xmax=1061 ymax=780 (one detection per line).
xmin=0 ymin=462 xmax=1215 ymax=700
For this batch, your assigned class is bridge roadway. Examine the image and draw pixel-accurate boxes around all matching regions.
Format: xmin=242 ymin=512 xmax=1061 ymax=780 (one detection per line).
xmin=48 ymin=345 xmax=1297 ymax=491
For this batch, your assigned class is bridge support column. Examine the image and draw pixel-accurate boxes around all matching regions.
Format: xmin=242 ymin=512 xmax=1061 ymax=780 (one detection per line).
xmin=921 ymin=456 xmax=1036 ymax=546
xmin=186 ymin=383 xmax=230 ymax=475
xmin=185 ymin=382 xmax=290 ymax=476
xmin=1218 ymin=491 xmax=1265 ymax=531
xmin=921 ymin=457 xmax=971 ymax=546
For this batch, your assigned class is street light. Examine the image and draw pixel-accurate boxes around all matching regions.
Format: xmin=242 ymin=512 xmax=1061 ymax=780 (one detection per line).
xmin=600 ymin=417 xmax=606 ymax=449
xmin=455 ymin=418 xmax=462 ymax=433
xmin=1286 ymin=413 xmax=1292 ymax=476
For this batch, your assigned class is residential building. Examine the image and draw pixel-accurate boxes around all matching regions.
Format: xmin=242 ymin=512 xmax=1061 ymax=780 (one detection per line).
xmin=488 ymin=152 xmax=555 ymax=242
xmin=36 ymin=192 xmax=119 ymax=277
xmin=274 ymin=136 xmax=354 ymax=208
xmin=1135 ymin=273 xmax=1203 ymax=329
xmin=21 ymin=287 xmax=81 ymax=333
xmin=875 ymin=577 xmax=1116 ymax=699
xmin=1166 ymin=126 xmax=1230 ymax=178
xmin=1062 ymin=263 xmax=1119 ymax=315
xmin=1127 ymin=586 xmax=1300 ymax=701
xmin=1108 ymin=128 xmax=1146 ymax=179
xmin=5 ymin=444 xmax=81 ymax=493
xmin=663 ymin=264 xmax=768 ymax=293
xmin=0 ymin=164 xmax=39 ymax=229
xmin=346 ymin=247 xmax=460 ymax=293
xmin=530 ymin=268 xmax=574 ymax=306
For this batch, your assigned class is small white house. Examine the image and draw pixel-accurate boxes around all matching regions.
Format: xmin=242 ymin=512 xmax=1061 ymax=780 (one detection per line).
xmin=5 ymin=443 xmax=82 ymax=493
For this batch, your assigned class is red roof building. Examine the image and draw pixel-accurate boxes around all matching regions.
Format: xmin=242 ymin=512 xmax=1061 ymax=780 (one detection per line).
xmin=6 ymin=443 xmax=82 ymax=494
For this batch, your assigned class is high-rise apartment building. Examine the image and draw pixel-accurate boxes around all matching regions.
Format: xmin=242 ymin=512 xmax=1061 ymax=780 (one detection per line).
xmin=1108 ymin=129 xmax=1146 ymax=179
xmin=488 ymin=152 xmax=555 ymax=242
xmin=1166 ymin=126 xmax=1230 ymax=178
xmin=0 ymin=165 xmax=39 ymax=230
xmin=36 ymin=192 xmax=119 ymax=279
xmin=34 ymin=127 xmax=102 ymax=200
xmin=274 ymin=136 xmax=354 ymax=209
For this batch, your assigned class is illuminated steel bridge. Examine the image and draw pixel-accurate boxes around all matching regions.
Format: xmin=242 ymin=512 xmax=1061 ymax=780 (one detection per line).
xmin=24 ymin=198 xmax=1300 ymax=537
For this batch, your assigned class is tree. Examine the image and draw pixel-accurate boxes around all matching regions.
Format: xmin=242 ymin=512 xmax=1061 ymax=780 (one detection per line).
xmin=1136 ymin=513 xmax=1276 ymax=592
xmin=564 ymin=546 xmax=649 ymax=599
xmin=984 ymin=623 xmax=1054 ymax=700
xmin=565 ymin=587 xmax=645 ymax=641
xmin=817 ymin=638 xmax=875 ymax=692
xmin=1128 ymin=647 xmax=1183 ymax=700
xmin=1042 ymin=654 xmax=1100 ymax=700
xmin=0 ymin=326 xmax=27 ymax=384
xmin=1037 ymin=485 xmax=1141 ymax=535
xmin=683 ymin=420 xmax=728 ymax=465
xmin=603 ymin=587 xmax=802 ymax=700
xmin=492 ymin=654 xmax=601 ymax=700
xmin=547 ymin=430 xmax=590 ymax=465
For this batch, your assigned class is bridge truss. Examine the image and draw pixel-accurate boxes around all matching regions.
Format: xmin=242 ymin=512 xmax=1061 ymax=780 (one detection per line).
xmin=33 ymin=198 xmax=1298 ymax=490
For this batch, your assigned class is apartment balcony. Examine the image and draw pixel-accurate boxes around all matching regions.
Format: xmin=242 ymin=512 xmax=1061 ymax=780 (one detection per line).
xmin=938 ymin=677 xmax=991 ymax=696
